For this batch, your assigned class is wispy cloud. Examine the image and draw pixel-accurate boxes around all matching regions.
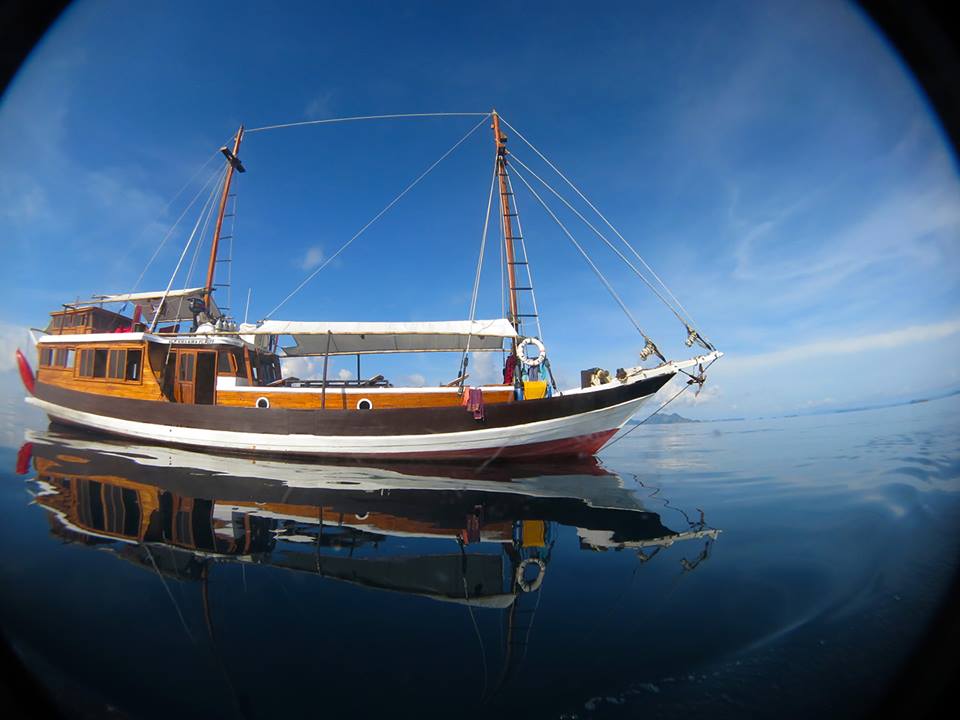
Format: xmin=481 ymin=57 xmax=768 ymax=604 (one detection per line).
xmin=0 ymin=323 xmax=33 ymax=372
xmin=0 ymin=174 xmax=48 ymax=223
xmin=468 ymin=352 xmax=499 ymax=385
xmin=405 ymin=373 xmax=426 ymax=387
xmin=672 ymin=379 xmax=722 ymax=407
xmin=304 ymin=91 xmax=335 ymax=119
xmin=300 ymin=246 xmax=324 ymax=270
xmin=732 ymin=185 xmax=960 ymax=300
xmin=727 ymin=318 xmax=960 ymax=371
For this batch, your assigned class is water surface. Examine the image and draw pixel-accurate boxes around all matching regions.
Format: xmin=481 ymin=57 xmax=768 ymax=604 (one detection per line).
xmin=1 ymin=397 xmax=958 ymax=719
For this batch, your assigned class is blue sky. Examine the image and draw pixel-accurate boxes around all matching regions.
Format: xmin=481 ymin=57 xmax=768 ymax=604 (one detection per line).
xmin=1 ymin=0 xmax=958 ymax=419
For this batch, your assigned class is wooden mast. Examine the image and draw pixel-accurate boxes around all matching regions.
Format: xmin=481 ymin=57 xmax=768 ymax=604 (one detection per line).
xmin=204 ymin=126 xmax=245 ymax=312
xmin=492 ymin=110 xmax=520 ymax=343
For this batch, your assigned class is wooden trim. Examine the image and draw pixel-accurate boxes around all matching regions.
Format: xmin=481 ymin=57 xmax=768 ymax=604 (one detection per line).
xmin=215 ymin=388 xmax=514 ymax=410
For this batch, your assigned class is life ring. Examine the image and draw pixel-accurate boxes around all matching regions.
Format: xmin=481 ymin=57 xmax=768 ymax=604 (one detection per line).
xmin=516 ymin=337 xmax=546 ymax=368
xmin=515 ymin=557 xmax=546 ymax=592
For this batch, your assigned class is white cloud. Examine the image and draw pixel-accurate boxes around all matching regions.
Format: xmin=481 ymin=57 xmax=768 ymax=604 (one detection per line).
xmin=337 ymin=368 xmax=353 ymax=381
xmin=468 ymin=352 xmax=500 ymax=385
xmin=405 ymin=373 xmax=427 ymax=387
xmin=726 ymin=318 xmax=960 ymax=371
xmin=281 ymin=356 xmax=319 ymax=378
xmin=300 ymin=246 xmax=324 ymax=270
xmin=0 ymin=323 xmax=33 ymax=373
xmin=660 ymin=374 xmax=722 ymax=407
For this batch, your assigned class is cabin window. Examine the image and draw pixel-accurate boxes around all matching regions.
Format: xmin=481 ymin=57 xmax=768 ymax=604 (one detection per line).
xmin=217 ymin=351 xmax=232 ymax=374
xmin=252 ymin=353 xmax=282 ymax=385
xmin=39 ymin=348 xmax=54 ymax=366
xmin=125 ymin=349 xmax=142 ymax=381
xmin=92 ymin=349 xmax=108 ymax=378
xmin=53 ymin=348 xmax=72 ymax=368
xmin=78 ymin=349 xmax=94 ymax=377
xmin=75 ymin=347 xmax=140 ymax=381
xmin=234 ymin=351 xmax=246 ymax=378
xmin=107 ymin=349 xmax=126 ymax=379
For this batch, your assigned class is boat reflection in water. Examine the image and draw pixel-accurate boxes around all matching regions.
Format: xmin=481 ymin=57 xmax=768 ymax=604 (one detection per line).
xmin=17 ymin=427 xmax=720 ymax=711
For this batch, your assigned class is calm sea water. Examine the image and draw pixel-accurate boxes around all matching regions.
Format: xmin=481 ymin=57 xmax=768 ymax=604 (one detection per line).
xmin=1 ymin=397 xmax=958 ymax=719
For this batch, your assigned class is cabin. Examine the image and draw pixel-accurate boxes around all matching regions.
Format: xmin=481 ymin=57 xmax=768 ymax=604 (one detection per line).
xmin=45 ymin=306 xmax=140 ymax=335
xmin=33 ymin=289 xmax=524 ymax=411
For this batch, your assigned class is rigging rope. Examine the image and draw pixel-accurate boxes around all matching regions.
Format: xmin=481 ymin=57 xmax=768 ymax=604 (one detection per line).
xmin=183 ymin=172 xmax=222 ymax=289
xmin=509 ymin=152 xmax=698 ymax=337
xmin=459 ymin=150 xmax=500 ymax=385
xmin=148 ymin=166 xmax=226 ymax=332
xmin=264 ymin=113 xmax=492 ymax=319
xmin=171 ymin=166 xmax=226 ymax=325
xmin=499 ymin=116 xmax=707 ymax=339
xmin=503 ymin=170 xmax=544 ymax=342
xmin=127 ymin=157 xmax=225 ymax=297
xmin=603 ymin=356 xmax=719 ymax=449
xmin=246 ymin=112 xmax=490 ymax=134
xmin=499 ymin=176 xmax=506 ymax=322
xmin=457 ymin=537 xmax=489 ymax=702
xmin=510 ymin=165 xmax=665 ymax=361
xmin=143 ymin=545 xmax=197 ymax=645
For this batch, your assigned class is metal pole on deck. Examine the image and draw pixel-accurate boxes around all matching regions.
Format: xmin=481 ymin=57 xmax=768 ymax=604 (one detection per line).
xmin=320 ymin=331 xmax=332 ymax=409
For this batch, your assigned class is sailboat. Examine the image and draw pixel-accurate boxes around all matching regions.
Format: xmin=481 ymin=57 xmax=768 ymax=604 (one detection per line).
xmin=17 ymin=110 xmax=721 ymax=460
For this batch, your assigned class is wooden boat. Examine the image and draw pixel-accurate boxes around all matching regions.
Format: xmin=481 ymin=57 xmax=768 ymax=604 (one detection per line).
xmin=17 ymin=110 xmax=720 ymax=460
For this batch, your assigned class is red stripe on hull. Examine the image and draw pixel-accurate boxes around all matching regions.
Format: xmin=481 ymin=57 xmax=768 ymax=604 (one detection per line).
xmin=363 ymin=428 xmax=621 ymax=461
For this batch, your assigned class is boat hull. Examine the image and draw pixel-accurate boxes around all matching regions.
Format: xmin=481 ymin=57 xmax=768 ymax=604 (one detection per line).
xmin=27 ymin=373 xmax=673 ymax=460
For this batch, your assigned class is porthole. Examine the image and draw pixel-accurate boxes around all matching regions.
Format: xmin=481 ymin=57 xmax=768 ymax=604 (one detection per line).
xmin=354 ymin=512 xmax=369 ymax=520
xmin=356 ymin=398 xmax=373 ymax=410
xmin=256 ymin=396 xmax=270 ymax=409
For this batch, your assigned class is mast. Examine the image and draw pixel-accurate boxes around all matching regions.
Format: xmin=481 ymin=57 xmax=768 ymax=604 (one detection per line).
xmin=204 ymin=125 xmax=245 ymax=312
xmin=492 ymin=110 xmax=520 ymax=342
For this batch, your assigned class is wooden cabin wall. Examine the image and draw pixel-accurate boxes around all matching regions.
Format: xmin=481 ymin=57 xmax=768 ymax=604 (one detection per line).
xmin=35 ymin=341 xmax=167 ymax=401
xmin=34 ymin=339 xmax=515 ymax=410
xmin=214 ymin=388 xmax=514 ymax=410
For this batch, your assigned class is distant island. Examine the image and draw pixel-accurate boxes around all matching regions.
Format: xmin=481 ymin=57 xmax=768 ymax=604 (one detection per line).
xmin=627 ymin=412 xmax=698 ymax=425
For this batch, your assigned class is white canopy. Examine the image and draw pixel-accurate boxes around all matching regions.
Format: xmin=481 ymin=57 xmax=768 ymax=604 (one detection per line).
xmin=239 ymin=319 xmax=517 ymax=356
xmin=80 ymin=288 xmax=220 ymax=324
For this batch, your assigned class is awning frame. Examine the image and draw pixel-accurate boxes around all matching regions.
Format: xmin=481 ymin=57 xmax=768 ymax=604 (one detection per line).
xmin=239 ymin=319 xmax=518 ymax=357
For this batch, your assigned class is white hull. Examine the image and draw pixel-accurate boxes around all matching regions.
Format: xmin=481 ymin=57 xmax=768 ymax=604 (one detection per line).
xmin=26 ymin=391 xmax=653 ymax=458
